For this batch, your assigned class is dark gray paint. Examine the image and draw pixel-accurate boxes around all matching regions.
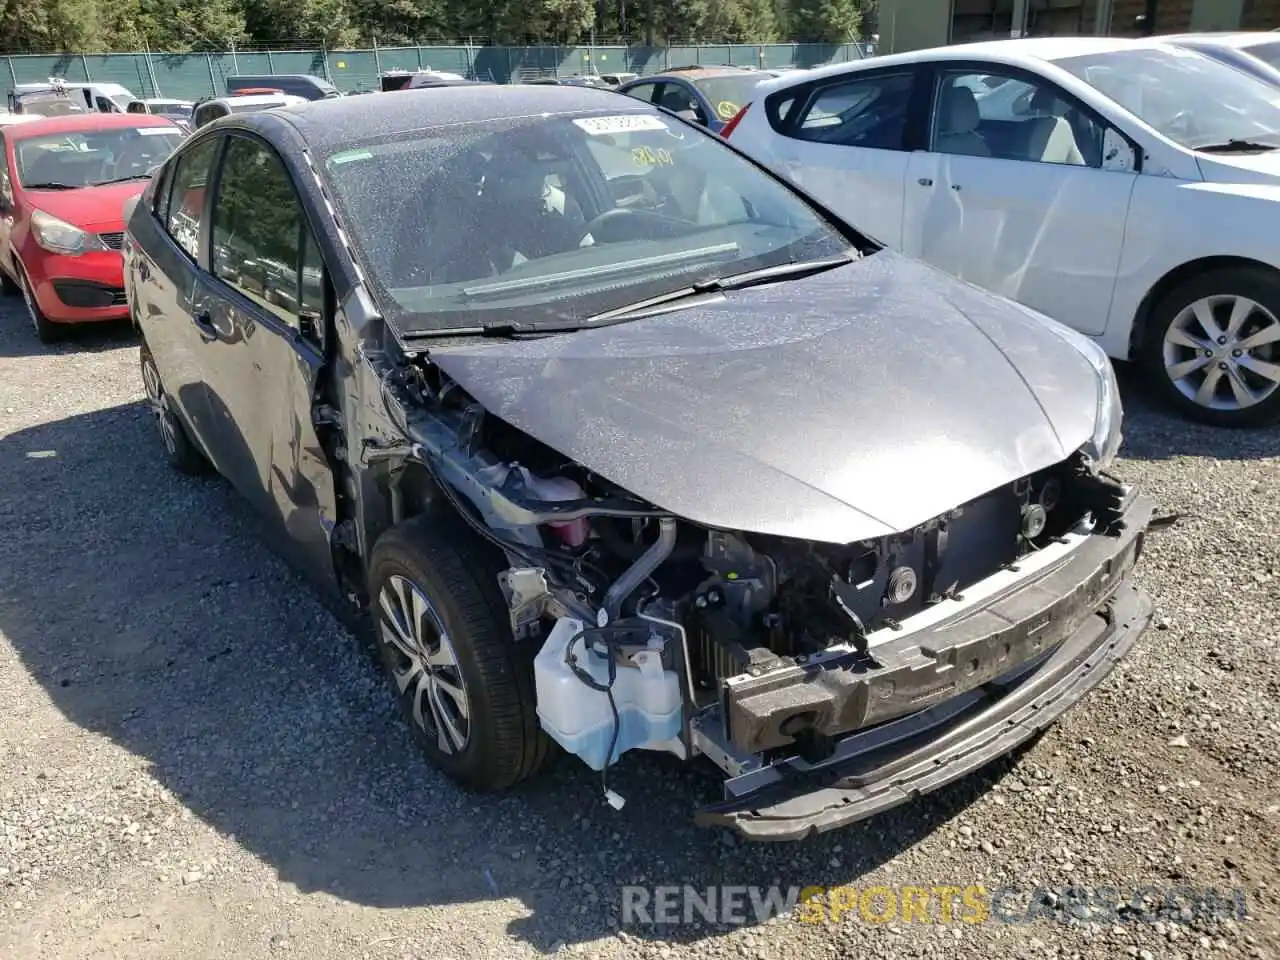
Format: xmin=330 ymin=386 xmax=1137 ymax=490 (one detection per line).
xmin=430 ymin=250 xmax=1099 ymax=544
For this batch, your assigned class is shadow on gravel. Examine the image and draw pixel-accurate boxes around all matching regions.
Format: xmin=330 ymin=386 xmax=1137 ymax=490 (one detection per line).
xmin=0 ymin=307 xmax=137 ymax=359
xmin=1114 ymin=362 xmax=1280 ymax=462
xmin=0 ymin=402 xmax=1032 ymax=953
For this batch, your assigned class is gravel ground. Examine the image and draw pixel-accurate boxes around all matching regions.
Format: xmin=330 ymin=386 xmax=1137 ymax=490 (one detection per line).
xmin=0 ymin=297 xmax=1277 ymax=960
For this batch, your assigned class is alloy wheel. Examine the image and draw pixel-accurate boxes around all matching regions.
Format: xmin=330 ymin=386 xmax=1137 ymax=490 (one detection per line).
xmin=141 ymin=354 xmax=178 ymax=456
xmin=1163 ymin=294 xmax=1280 ymax=411
xmin=378 ymin=574 xmax=471 ymax=755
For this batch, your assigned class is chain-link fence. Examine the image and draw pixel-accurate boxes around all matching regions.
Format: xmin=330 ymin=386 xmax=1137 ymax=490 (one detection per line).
xmin=0 ymin=43 xmax=871 ymax=101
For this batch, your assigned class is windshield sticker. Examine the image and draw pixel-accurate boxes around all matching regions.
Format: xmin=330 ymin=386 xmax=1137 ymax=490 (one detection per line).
xmin=631 ymin=146 xmax=674 ymax=166
xmin=329 ymin=148 xmax=373 ymax=165
xmin=573 ymin=114 xmax=669 ymax=136
xmin=716 ymin=100 xmax=740 ymax=120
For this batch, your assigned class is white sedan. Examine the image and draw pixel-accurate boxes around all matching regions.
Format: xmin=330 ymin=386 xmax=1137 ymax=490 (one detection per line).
xmin=725 ymin=36 xmax=1280 ymax=427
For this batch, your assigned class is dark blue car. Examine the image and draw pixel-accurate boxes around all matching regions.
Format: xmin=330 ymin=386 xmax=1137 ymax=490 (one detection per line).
xmin=617 ymin=67 xmax=787 ymax=133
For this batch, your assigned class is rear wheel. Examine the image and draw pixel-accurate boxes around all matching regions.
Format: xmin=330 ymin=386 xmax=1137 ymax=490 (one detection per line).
xmin=140 ymin=343 xmax=210 ymax=475
xmin=368 ymin=513 xmax=550 ymax=792
xmin=1143 ymin=267 xmax=1280 ymax=427
xmin=18 ymin=267 xmax=61 ymax=344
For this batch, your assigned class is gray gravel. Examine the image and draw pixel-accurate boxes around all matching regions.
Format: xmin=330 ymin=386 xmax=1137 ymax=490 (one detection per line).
xmin=0 ymin=297 xmax=1277 ymax=960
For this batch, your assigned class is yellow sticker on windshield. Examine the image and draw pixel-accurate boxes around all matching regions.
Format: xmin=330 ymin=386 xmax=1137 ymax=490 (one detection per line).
xmin=631 ymin=146 xmax=674 ymax=166
xmin=716 ymin=100 xmax=740 ymax=120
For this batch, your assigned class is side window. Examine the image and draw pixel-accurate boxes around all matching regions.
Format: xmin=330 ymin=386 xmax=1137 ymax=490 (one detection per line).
xmin=96 ymin=96 xmax=115 ymax=113
xmin=212 ymin=136 xmax=322 ymax=339
xmin=932 ymin=70 xmax=1105 ymax=168
xmin=790 ymin=72 xmax=915 ymax=150
xmin=165 ymin=136 xmax=219 ymax=260
xmin=654 ymin=82 xmax=707 ymax=124
xmin=621 ymin=82 xmax=661 ymax=105
xmin=151 ymin=160 xmax=174 ymax=223
xmin=128 ymin=101 xmax=146 ymax=114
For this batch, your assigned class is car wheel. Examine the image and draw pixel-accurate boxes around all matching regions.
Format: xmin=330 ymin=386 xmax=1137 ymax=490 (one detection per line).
xmin=1143 ymin=266 xmax=1280 ymax=427
xmin=368 ymin=513 xmax=550 ymax=792
xmin=18 ymin=268 xmax=61 ymax=344
xmin=140 ymin=343 xmax=210 ymax=475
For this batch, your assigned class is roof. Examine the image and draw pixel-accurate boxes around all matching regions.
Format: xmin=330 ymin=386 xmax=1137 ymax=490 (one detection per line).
xmin=643 ymin=67 xmax=758 ymax=81
xmin=269 ymin=84 xmax=652 ymax=151
xmin=202 ymin=93 xmax=307 ymax=108
xmin=3 ymin=112 xmax=179 ymax=139
xmin=0 ymin=113 xmax=41 ymax=126
xmin=1161 ymin=31 xmax=1279 ymax=49
xmin=752 ymin=36 xmax=1210 ymax=92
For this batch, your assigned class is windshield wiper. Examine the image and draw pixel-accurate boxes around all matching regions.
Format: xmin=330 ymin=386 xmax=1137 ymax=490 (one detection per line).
xmin=578 ymin=253 xmax=858 ymax=325
xmin=1193 ymin=138 xmax=1280 ymax=153
xmin=91 ymin=174 xmax=152 ymax=186
xmin=22 ymin=181 xmax=76 ymax=190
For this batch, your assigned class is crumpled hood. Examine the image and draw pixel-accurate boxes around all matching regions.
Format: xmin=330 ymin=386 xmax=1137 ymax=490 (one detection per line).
xmin=428 ymin=250 xmax=1101 ymax=544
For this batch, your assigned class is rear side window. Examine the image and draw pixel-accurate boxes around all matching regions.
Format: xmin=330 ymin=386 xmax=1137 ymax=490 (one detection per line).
xmin=165 ymin=136 xmax=219 ymax=261
xmin=787 ymin=72 xmax=916 ymax=150
xmin=211 ymin=136 xmax=321 ymax=339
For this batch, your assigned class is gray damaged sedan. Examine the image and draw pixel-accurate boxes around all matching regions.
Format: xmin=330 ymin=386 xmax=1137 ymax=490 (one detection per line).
xmin=123 ymin=86 xmax=1158 ymax=840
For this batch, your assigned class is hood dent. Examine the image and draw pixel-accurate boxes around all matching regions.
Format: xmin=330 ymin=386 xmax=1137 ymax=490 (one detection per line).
xmin=429 ymin=251 xmax=1100 ymax=544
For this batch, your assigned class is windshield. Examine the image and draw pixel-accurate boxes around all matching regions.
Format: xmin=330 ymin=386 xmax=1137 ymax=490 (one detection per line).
xmin=15 ymin=93 xmax=85 ymax=117
xmin=152 ymin=102 xmax=193 ymax=117
xmin=320 ymin=110 xmax=854 ymax=334
xmin=14 ymin=126 xmax=184 ymax=187
xmin=1055 ymin=46 xmax=1280 ymax=148
xmin=1242 ymin=40 xmax=1280 ymax=71
xmin=691 ymin=74 xmax=767 ymax=122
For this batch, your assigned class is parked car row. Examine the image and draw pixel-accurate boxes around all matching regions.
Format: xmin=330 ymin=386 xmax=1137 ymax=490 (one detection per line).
xmin=95 ymin=84 xmax=1163 ymax=842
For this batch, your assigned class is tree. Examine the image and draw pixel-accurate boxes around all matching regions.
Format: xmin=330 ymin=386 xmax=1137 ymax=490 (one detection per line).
xmin=786 ymin=0 xmax=860 ymax=42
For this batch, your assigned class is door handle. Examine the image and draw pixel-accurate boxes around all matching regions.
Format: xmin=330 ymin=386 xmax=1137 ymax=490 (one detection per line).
xmin=193 ymin=309 xmax=218 ymax=343
xmin=916 ymin=177 xmax=933 ymax=186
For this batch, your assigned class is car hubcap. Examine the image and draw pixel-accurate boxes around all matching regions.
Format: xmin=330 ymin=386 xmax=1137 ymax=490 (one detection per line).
xmin=1164 ymin=295 xmax=1280 ymax=411
xmin=378 ymin=574 xmax=470 ymax=755
xmin=141 ymin=357 xmax=178 ymax=455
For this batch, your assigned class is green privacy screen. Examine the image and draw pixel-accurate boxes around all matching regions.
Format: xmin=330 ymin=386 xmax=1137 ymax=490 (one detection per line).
xmin=1 ymin=43 xmax=868 ymax=100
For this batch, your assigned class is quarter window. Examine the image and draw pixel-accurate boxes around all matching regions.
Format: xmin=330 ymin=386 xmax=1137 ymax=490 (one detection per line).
xmin=932 ymin=70 xmax=1105 ymax=167
xmin=165 ymin=136 xmax=219 ymax=261
xmin=621 ymin=82 xmax=661 ymax=105
xmin=211 ymin=136 xmax=323 ymax=337
xmin=790 ymin=72 xmax=915 ymax=150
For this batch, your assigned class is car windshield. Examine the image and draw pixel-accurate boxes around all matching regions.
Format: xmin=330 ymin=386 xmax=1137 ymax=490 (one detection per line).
xmin=1241 ymin=39 xmax=1280 ymax=70
xmin=14 ymin=126 xmax=184 ymax=187
xmin=15 ymin=93 xmax=85 ymax=117
xmin=691 ymin=74 xmax=766 ymax=122
xmin=1055 ymin=46 xmax=1280 ymax=148
xmin=320 ymin=109 xmax=855 ymax=335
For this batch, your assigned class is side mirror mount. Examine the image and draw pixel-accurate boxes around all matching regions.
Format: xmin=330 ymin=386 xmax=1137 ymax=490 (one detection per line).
xmin=1100 ymin=128 xmax=1138 ymax=173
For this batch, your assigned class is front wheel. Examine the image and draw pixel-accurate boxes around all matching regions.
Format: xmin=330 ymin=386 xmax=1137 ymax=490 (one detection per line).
xmin=18 ymin=267 xmax=61 ymax=344
xmin=1143 ymin=267 xmax=1280 ymax=427
xmin=368 ymin=513 xmax=549 ymax=792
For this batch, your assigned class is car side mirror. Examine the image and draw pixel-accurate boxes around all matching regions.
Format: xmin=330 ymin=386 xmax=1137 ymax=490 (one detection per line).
xmin=1100 ymin=128 xmax=1137 ymax=173
xmin=675 ymin=108 xmax=701 ymax=124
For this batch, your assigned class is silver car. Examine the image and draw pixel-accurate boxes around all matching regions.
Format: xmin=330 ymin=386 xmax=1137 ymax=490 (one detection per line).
xmin=124 ymin=86 xmax=1158 ymax=841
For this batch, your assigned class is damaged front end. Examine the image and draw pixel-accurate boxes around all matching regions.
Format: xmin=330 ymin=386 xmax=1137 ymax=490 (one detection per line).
xmin=362 ymin=345 xmax=1156 ymax=840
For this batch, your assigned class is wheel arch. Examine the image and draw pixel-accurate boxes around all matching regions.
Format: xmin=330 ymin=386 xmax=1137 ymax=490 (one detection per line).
xmin=1128 ymin=255 xmax=1280 ymax=358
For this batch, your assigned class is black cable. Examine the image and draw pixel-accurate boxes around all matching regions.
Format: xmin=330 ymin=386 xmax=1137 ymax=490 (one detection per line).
xmin=563 ymin=624 xmax=641 ymax=802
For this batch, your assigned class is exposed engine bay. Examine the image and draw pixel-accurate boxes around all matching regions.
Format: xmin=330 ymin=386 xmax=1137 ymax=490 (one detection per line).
xmin=358 ymin=345 xmax=1150 ymax=812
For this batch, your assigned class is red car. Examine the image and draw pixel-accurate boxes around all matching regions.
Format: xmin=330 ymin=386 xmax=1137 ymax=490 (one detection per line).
xmin=0 ymin=112 xmax=185 ymax=341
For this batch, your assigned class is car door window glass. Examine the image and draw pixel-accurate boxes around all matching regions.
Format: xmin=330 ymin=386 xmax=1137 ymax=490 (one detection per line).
xmin=933 ymin=71 xmax=1104 ymax=167
xmin=212 ymin=136 xmax=320 ymax=334
xmin=655 ymin=83 xmax=708 ymax=124
xmin=166 ymin=136 xmax=219 ymax=260
xmin=621 ymin=82 xmax=660 ymax=105
xmin=790 ymin=72 xmax=914 ymax=150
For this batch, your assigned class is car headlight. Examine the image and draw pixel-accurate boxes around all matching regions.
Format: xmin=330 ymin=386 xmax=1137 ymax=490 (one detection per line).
xmin=30 ymin=209 xmax=108 ymax=256
xmin=1042 ymin=318 xmax=1123 ymax=470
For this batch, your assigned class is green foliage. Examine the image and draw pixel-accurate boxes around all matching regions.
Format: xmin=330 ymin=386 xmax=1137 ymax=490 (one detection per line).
xmin=0 ymin=0 xmax=867 ymax=52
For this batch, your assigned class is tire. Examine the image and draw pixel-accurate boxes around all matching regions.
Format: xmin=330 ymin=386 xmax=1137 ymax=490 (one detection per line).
xmin=1142 ymin=266 xmax=1280 ymax=428
xmin=139 ymin=343 xmax=210 ymax=475
xmin=368 ymin=513 xmax=550 ymax=792
xmin=18 ymin=267 xmax=62 ymax=344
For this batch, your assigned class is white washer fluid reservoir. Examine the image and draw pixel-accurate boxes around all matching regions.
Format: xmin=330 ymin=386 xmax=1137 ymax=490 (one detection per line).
xmin=533 ymin=617 xmax=683 ymax=771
